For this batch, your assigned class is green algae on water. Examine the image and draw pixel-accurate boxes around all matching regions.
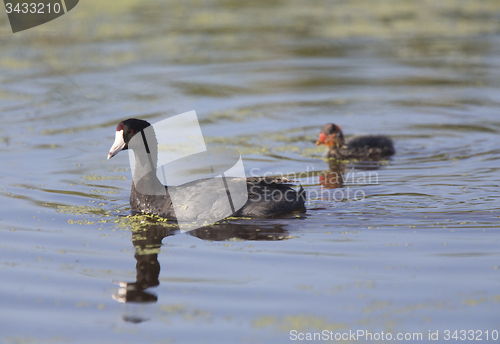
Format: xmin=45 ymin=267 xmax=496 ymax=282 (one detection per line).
xmin=82 ymin=174 xmax=127 ymax=181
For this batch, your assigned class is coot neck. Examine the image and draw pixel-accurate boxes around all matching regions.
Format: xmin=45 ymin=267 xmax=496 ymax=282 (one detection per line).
xmin=130 ymin=127 xmax=165 ymax=194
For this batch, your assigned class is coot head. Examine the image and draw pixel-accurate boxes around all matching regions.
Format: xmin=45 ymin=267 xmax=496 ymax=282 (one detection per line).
xmin=315 ymin=123 xmax=345 ymax=148
xmin=108 ymin=119 xmax=151 ymax=159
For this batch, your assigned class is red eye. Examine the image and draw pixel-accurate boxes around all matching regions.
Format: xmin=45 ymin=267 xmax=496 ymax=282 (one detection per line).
xmin=130 ymin=130 xmax=134 ymax=134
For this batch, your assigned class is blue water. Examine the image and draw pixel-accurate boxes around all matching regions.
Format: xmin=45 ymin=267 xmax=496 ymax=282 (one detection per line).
xmin=1 ymin=1 xmax=500 ymax=343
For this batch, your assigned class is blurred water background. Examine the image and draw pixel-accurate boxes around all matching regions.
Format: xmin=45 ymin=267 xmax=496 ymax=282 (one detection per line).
xmin=0 ymin=0 xmax=500 ymax=343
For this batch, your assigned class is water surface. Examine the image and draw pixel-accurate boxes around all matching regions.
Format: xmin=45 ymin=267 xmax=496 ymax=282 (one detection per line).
xmin=1 ymin=0 xmax=500 ymax=343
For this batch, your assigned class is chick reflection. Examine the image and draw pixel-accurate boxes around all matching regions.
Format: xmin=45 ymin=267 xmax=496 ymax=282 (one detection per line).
xmin=112 ymin=220 xmax=290 ymax=304
xmin=319 ymin=162 xmax=346 ymax=189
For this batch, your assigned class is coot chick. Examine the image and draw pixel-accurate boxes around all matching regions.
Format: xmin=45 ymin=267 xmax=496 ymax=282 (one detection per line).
xmin=108 ymin=118 xmax=306 ymax=220
xmin=316 ymin=123 xmax=395 ymax=160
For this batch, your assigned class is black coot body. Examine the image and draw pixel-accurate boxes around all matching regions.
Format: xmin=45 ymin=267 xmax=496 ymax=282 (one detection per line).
xmin=316 ymin=123 xmax=395 ymax=160
xmin=108 ymin=119 xmax=306 ymax=219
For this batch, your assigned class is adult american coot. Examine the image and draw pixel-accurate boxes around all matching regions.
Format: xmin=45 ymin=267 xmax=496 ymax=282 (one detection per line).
xmin=316 ymin=123 xmax=395 ymax=160
xmin=108 ymin=118 xmax=306 ymax=219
